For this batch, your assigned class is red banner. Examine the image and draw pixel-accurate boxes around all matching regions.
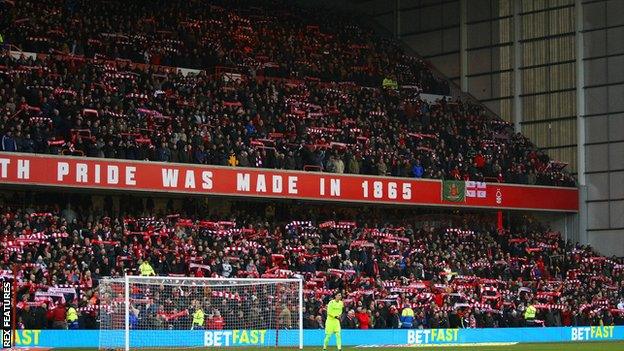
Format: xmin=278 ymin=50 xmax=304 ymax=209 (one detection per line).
xmin=0 ymin=153 xmax=578 ymax=212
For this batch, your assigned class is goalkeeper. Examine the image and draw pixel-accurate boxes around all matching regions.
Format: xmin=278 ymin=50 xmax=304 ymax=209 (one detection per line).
xmin=323 ymin=292 xmax=344 ymax=351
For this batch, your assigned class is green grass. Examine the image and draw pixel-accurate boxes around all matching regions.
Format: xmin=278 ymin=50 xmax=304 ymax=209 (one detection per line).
xmin=50 ymin=342 xmax=624 ymax=351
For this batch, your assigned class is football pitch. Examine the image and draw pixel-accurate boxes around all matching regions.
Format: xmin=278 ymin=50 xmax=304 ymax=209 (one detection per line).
xmin=49 ymin=342 xmax=624 ymax=351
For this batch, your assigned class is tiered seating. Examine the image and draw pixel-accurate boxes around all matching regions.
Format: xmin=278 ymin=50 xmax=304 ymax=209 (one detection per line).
xmin=2 ymin=208 xmax=622 ymax=329
xmin=2 ymin=0 xmax=448 ymax=94
xmin=0 ymin=0 xmax=576 ymax=186
xmin=0 ymin=53 xmax=575 ymax=186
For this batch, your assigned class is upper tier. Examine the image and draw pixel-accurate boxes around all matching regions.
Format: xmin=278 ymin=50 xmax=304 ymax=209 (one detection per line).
xmin=0 ymin=0 xmax=575 ymax=187
xmin=2 ymin=0 xmax=449 ymax=93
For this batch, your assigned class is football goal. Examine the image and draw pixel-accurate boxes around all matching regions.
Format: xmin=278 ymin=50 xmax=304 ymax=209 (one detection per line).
xmin=98 ymin=276 xmax=303 ymax=350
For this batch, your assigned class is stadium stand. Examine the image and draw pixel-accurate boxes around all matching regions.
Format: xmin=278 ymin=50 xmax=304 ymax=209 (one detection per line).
xmin=1 ymin=0 xmax=448 ymax=91
xmin=0 ymin=0 xmax=574 ymax=186
xmin=0 ymin=0 xmax=599 ymax=340
xmin=2 ymin=202 xmax=623 ymax=330
xmin=0 ymin=52 xmax=574 ymax=186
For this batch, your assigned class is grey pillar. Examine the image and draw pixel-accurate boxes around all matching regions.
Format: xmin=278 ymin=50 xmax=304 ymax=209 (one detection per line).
xmin=575 ymin=0 xmax=586 ymax=187
xmin=459 ymin=0 xmax=468 ymax=92
xmin=575 ymin=0 xmax=587 ymax=246
xmin=395 ymin=0 xmax=401 ymax=40
xmin=513 ymin=0 xmax=523 ymax=133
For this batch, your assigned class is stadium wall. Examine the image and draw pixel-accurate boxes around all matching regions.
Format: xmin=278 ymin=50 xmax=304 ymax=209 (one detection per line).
xmin=580 ymin=0 xmax=624 ymax=256
xmin=11 ymin=327 xmax=624 ymax=347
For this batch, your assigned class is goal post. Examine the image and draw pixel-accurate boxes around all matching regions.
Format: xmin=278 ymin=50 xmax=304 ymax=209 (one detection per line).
xmin=98 ymin=276 xmax=304 ymax=350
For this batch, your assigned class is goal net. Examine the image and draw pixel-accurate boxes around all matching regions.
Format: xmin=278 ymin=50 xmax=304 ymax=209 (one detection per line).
xmin=98 ymin=276 xmax=303 ymax=350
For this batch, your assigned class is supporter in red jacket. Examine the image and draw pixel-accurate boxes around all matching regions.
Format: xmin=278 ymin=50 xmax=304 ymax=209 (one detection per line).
xmin=47 ymin=303 xmax=67 ymax=329
xmin=355 ymin=308 xmax=371 ymax=329
xmin=561 ymin=308 xmax=572 ymax=326
xmin=434 ymin=292 xmax=445 ymax=307
xmin=206 ymin=310 xmax=225 ymax=330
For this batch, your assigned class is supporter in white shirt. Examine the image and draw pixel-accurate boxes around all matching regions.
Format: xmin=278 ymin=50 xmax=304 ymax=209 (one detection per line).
xmin=221 ymin=259 xmax=232 ymax=278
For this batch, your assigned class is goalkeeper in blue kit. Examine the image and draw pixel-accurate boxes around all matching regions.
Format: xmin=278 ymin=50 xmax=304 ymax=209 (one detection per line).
xmin=323 ymin=292 xmax=344 ymax=351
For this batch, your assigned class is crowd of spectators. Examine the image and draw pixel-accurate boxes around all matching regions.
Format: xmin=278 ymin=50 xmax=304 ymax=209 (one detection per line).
xmin=3 ymin=200 xmax=623 ymax=330
xmin=0 ymin=0 xmax=575 ymax=186
xmin=0 ymin=0 xmax=598 ymax=340
xmin=0 ymin=51 xmax=574 ymax=186
xmin=1 ymin=0 xmax=449 ymax=92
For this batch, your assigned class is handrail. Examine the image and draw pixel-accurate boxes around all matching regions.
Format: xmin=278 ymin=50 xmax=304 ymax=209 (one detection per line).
xmin=61 ymin=149 xmax=84 ymax=156
xmin=303 ymin=165 xmax=322 ymax=172
xmin=4 ymin=44 xmax=23 ymax=53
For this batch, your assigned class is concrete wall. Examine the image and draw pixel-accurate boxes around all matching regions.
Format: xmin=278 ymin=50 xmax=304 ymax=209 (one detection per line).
xmin=349 ymin=0 xmax=462 ymax=88
xmin=581 ymin=0 xmax=624 ymax=256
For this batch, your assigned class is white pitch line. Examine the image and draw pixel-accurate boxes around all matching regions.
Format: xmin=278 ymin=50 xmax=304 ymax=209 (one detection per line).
xmin=355 ymin=342 xmax=519 ymax=348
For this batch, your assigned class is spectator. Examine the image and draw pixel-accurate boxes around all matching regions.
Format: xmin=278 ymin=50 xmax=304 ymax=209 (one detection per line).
xmin=1 ymin=131 xmax=17 ymax=152
xmin=206 ymin=310 xmax=224 ymax=330
xmin=603 ymin=311 xmax=614 ymax=326
xmin=228 ymin=152 xmax=239 ymax=167
xmin=561 ymin=307 xmax=572 ymax=327
xmin=326 ymin=155 xmax=338 ymax=173
xmin=66 ymin=304 xmax=79 ymax=329
xmin=377 ymin=159 xmax=387 ymax=176
xmin=412 ymin=161 xmax=424 ymax=178
xmin=191 ymin=300 xmax=204 ymax=330
xmin=31 ymin=303 xmax=48 ymax=329
xmin=47 ymin=303 xmax=67 ymax=329
xmin=279 ymin=304 xmax=292 ymax=329
xmin=304 ymin=314 xmax=318 ymax=329
xmin=373 ymin=310 xmax=386 ymax=329
xmin=221 ymin=258 xmax=232 ymax=278
xmin=346 ymin=153 xmax=360 ymax=174
xmin=545 ymin=308 xmax=556 ymax=327
xmin=19 ymin=304 xmax=36 ymax=329
xmin=400 ymin=305 xmax=415 ymax=328
xmin=139 ymin=259 xmax=156 ymax=276
xmin=335 ymin=156 xmax=345 ymax=174
xmin=343 ymin=310 xmax=358 ymax=329
xmin=157 ymin=142 xmax=171 ymax=162
xmin=129 ymin=306 xmax=140 ymax=329
xmin=315 ymin=315 xmax=324 ymax=329
xmin=355 ymin=307 xmax=370 ymax=329
xmin=388 ymin=306 xmax=401 ymax=328
xmin=524 ymin=300 xmax=537 ymax=326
